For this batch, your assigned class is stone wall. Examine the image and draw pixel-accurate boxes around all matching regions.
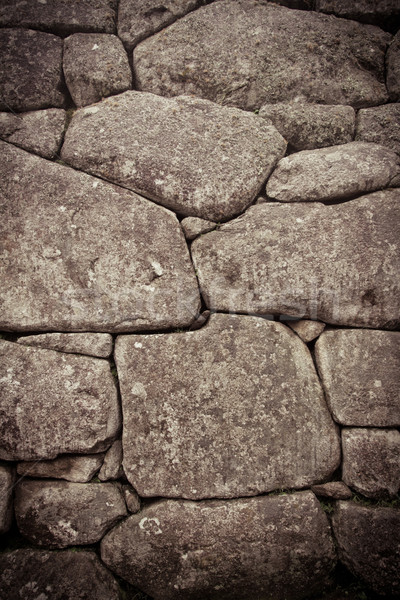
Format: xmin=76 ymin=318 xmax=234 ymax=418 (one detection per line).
xmin=0 ymin=1 xmax=399 ymax=599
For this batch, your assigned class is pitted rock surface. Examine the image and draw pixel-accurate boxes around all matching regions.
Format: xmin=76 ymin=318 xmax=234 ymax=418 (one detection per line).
xmin=17 ymin=454 xmax=105 ymax=483
xmin=355 ymin=104 xmax=400 ymax=156
xmin=0 ymin=141 xmax=200 ymax=332
xmin=115 ymin=314 xmax=339 ymax=499
xmin=17 ymin=332 xmax=113 ymax=358
xmin=0 ymin=108 xmax=66 ymax=158
xmin=0 ymin=464 xmax=15 ymax=534
xmin=61 ymin=91 xmax=286 ymax=221
xmin=387 ymin=31 xmax=400 ymax=100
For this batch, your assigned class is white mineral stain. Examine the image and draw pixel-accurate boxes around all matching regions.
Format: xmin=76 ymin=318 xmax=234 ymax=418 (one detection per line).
xmin=131 ymin=382 xmax=147 ymax=399
xmin=374 ymin=380 xmax=382 ymax=387
xmin=134 ymin=342 xmax=143 ymax=348
xmin=92 ymin=44 xmax=99 ymax=50
xmin=139 ymin=517 xmax=162 ymax=535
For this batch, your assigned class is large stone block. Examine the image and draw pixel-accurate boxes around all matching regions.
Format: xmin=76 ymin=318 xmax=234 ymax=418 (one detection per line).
xmin=316 ymin=0 xmax=400 ymax=31
xmin=356 ymin=103 xmax=400 ymax=156
xmin=387 ymin=31 xmax=400 ymax=101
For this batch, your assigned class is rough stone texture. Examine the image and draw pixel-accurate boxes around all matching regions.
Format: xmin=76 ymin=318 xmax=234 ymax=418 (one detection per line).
xmin=123 ymin=486 xmax=141 ymax=513
xmin=0 ymin=108 xmax=66 ymax=159
xmin=63 ymin=33 xmax=132 ymax=107
xmin=15 ymin=480 xmax=127 ymax=548
xmin=266 ymin=142 xmax=400 ymax=203
xmin=115 ymin=313 xmax=340 ymax=499
xmin=133 ymin=0 xmax=390 ymax=111
xmin=0 ymin=340 xmax=120 ymax=461
xmin=61 ymin=91 xmax=286 ymax=221
xmin=355 ymin=104 xmax=400 ymax=156
xmin=0 ymin=0 xmax=117 ymax=35
xmin=287 ymin=320 xmax=326 ymax=343
xmin=342 ymin=428 xmax=400 ymax=499
xmin=101 ymin=491 xmax=337 ymax=600
xmin=333 ymin=502 xmax=400 ymax=597
xmin=316 ymin=0 xmax=400 ymax=31
xmin=311 ymin=482 xmax=352 ymax=500
xmin=0 ymin=29 xmax=66 ymax=112
xmin=17 ymin=454 xmax=104 ymax=483
xmin=98 ymin=440 xmax=123 ymax=481
xmin=0 ymin=141 xmax=200 ymax=332
xmin=0 ymin=463 xmax=15 ymax=534
xmin=17 ymin=332 xmax=113 ymax=358
xmin=315 ymin=329 xmax=400 ymax=426
xmin=0 ymin=549 xmax=121 ymax=600
xmin=181 ymin=217 xmax=216 ymax=241
xmin=387 ymin=31 xmax=400 ymax=101
xmin=259 ymin=103 xmax=355 ymax=151
xmin=192 ymin=192 xmax=400 ymax=329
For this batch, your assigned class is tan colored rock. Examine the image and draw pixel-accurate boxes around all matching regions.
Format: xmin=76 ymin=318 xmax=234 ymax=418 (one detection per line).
xmin=17 ymin=454 xmax=104 ymax=483
xmin=387 ymin=31 xmax=400 ymax=101
xmin=315 ymin=329 xmax=400 ymax=426
xmin=17 ymin=333 xmax=113 ymax=358
xmin=101 ymin=492 xmax=337 ymax=600
xmin=61 ymin=91 xmax=286 ymax=221
xmin=356 ymin=104 xmax=400 ymax=156
xmin=311 ymin=482 xmax=352 ymax=500
xmin=181 ymin=217 xmax=216 ymax=241
xmin=0 ymin=340 xmax=120 ymax=461
xmin=0 ymin=141 xmax=200 ymax=332
xmin=316 ymin=0 xmax=400 ymax=31
xmin=0 ymin=109 xmax=66 ymax=158
xmin=98 ymin=440 xmax=123 ymax=481
xmin=0 ymin=464 xmax=15 ymax=534
xmin=287 ymin=320 xmax=326 ymax=343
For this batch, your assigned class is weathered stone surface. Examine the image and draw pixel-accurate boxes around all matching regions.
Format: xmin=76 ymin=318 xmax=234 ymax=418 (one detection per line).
xmin=266 ymin=142 xmax=400 ymax=203
xmin=101 ymin=492 xmax=336 ymax=600
xmin=123 ymin=486 xmax=141 ymax=513
xmin=387 ymin=31 xmax=400 ymax=101
xmin=259 ymin=103 xmax=355 ymax=151
xmin=342 ymin=428 xmax=400 ymax=499
xmin=288 ymin=320 xmax=326 ymax=343
xmin=61 ymin=91 xmax=286 ymax=221
xmin=0 ymin=108 xmax=66 ymax=158
xmin=15 ymin=480 xmax=127 ymax=547
xmin=333 ymin=502 xmax=400 ymax=596
xmin=0 ymin=464 xmax=15 ymax=534
xmin=316 ymin=0 xmax=400 ymax=31
xmin=64 ymin=33 xmax=132 ymax=107
xmin=311 ymin=482 xmax=352 ymax=500
xmin=133 ymin=0 xmax=390 ymax=110
xmin=0 ymin=0 xmax=117 ymax=35
xmin=192 ymin=192 xmax=400 ymax=329
xmin=17 ymin=454 xmax=104 ymax=483
xmin=0 ymin=340 xmax=120 ymax=461
xmin=115 ymin=314 xmax=339 ymax=499
xmin=17 ymin=333 xmax=113 ymax=358
xmin=99 ymin=440 xmax=123 ymax=481
xmin=0 ymin=549 xmax=121 ymax=600
xmin=0 ymin=29 xmax=66 ymax=112
xmin=315 ymin=329 xmax=400 ymax=425
xmin=181 ymin=217 xmax=216 ymax=241
xmin=356 ymin=104 xmax=400 ymax=156
xmin=0 ymin=141 xmax=200 ymax=332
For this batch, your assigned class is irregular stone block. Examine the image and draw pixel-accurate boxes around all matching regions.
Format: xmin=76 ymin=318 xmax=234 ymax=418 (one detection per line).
xmin=356 ymin=104 xmax=400 ymax=156
xmin=314 ymin=329 xmax=400 ymax=425
xmin=0 ymin=549 xmax=120 ymax=600
xmin=191 ymin=192 xmax=400 ymax=329
xmin=0 ymin=340 xmax=120 ymax=461
xmin=15 ymin=480 xmax=127 ymax=548
xmin=99 ymin=440 xmax=123 ymax=481
xmin=0 ymin=141 xmax=200 ymax=332
xmin=259 ymin=103 xmax=355 ymax=151
xmin=181 ymin=217 xmax=216 ymax=241
xmin=0 ymin=464 xmax=15 ymax=534
xmin=17 ymin=454 xmax=104 ymax=483
xmin=115 ymin=314 xmax=340 ymax=499
xmin=133 ymin=0 xmax=390 ymax=110
xmin=101 ymin=491 xmax=337 ymax=600
xmin=0 ymin=29 xmax=66 ymax=112
xmin=266 ymin=142 xmax=400 ymax=203
xmin=0 ymin=108 xmax=66 ymax=158
xmin=333 ymin=502 xmax=400 ymax=597
xmin=61 ymin=91 xmax=286 ymax=221
xmin=387 ymin=31 xmax=400 ymax=101
xmin=64 ymin=33 xmax=132 ymax=107
xmin=17 ymin=332 xmax=113 ymax=358
xmin=287 ymin=320 xmax=326 ymax=343
xmin=316 ymin=0 xmax=400 ymax=31
xmin=311 ymin=481 xmax=352 ymax=500
xmin=342 ymin=428 xmax=400 ymax=499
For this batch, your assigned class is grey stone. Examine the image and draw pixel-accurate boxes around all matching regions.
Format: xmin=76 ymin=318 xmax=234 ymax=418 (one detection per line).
xmin=115 ymin=313 xmax=340 ymax=499
xmin=316 ymin=0 xmax=400 ymax=31
xmin=287 ymin=320 xmax=326 ymax=343
xmin=259 ymin=103 xmax=355 ymax=151
xmin=63 ymin=34 xmax=132 ymax=107
xmin=0 ymin=464 xmax=15 ymax=534
xmin=314 ymin=329 xmax=400 ymax=426
xmin=181 ymin=217 xmax=216 ymax=241
xmin=266 ymin=142 xmax=400 ymax=203
xmin=356 ymin=104 xmax=400 ymax=156
xmin=101 ymin=491 xmax=336 ymax=600
xmin=17 ymin=454 xmax=104 ymax=483
xmin=311 ymin=482 xmax=352 ymax=500
xmin=17 ymin=332 xmax=113 ymax=358
xmin=123 ymin=486 xmax=141 ymax=513
xmin=0 ymin=340 xmax=120 ymax=461
xmin=98 ymin=440 xmax=123 ymax=481
xmin=387 ymin=31 xmax=400 ymax=101
xmin=0 ymin=108 xmax=66 ymax=159
xmin=133 ymin=0 xmax=390 ymax=111
xmin=0 ymin=29 xmax=66 ymax=112
xmin=192 ymin=191 xmax=400 ymax=329
xmin=0 ymin=141 xmax=200 ymax=332
xmin=15 ymin=479 xmax=127 ymax=548
xmin=342 ymin=428 xmax=400 ymax=499
xmin=333 ymin=502 xmax=400 ymax=596
xmin=0 ymin=549 xmax=120 ymax=600
xmin=61 ymin=91 xmax=286 ymax=221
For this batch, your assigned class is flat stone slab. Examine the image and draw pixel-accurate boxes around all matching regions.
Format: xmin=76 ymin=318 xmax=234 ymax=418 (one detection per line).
xmin=356 ymin=104 xmax=400 ymax=156
xmin=17 ymin=454 xmax=104 ymax=483
xmin=17 ymin=333 xmax=113 ymax=357
xmin=314 ymin=329 xmax=400 ymax=426
xmin=0 ymin=29 xmax=66 ymax=112
xmin=266 ymin=142 xmax=400 ymax=203
xmin=191 ymin=191 xmax=400 ymax=329
xmin=0 ymin=549 xmax=120 ymax=600
xmin=115 ymin=313 xmax=339 ymax=499
xmin=387 ymin=31 xmax=400 ymax=101
xmin=0 ymin=340 xmax=120 ymax=461
xmin=287 ymin=320 xmax=326 ymax=343
xmin=0 ymin=464 xmax=15 ymax=534
xmin=15 ymin=480 xmax=127 ymax=547
xmin=61 ymin=91 xmax=286 ymax=221
xmin=133 ymin=0 xmax=390 ymax=110
xmin=101 ymin=491 xmax=336 ymax=600
xmin=0 ymin=141 xmax=200 ymax=332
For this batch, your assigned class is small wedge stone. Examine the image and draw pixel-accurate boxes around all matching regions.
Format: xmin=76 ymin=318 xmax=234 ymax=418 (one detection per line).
xmin=17 ymin=454 xmax=104 ymax=483
xmin=0 ymin=464 xmax=15 ymax=533
xmin=356 ymin=104 xmax=400 ymax=156
xmin=98 ymin=440 xmax=123 ymax=481
xmin=287 ymin=320 xmax=326 ymax=343
xmin=311 ymin=482 xmax=352 ymax=500
xmin=0 ymin=109 xmax=66 ymax=158
xmin=123 ymin=486 xmax=141 ymax=513
xmin=17 ymin=333 xmax=113 ymax=358
xmin=181 ymin=217 xmax=216 ymax=241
